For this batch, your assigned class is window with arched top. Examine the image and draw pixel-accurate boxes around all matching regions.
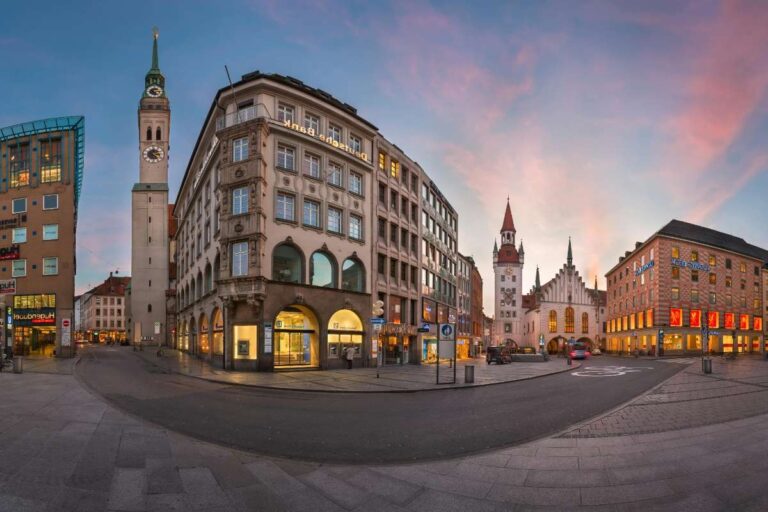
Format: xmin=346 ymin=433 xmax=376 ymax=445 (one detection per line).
xmin=582 ymin=312 xmax=589 ymax=334
xmin=213 ymin=253 xmax=221 ymax=282
xmin=146 ymin=127 xmax=152 ymax=141
xmin=204 ymin=263 xmax=213 ymax=293
xmin=565 ymin=307 xmax=575 ymax=333
xmin=272 ymin=244 xmax=304 ymax=283
xmin=310 ymin=251 xmax=337 ymax=288
xmin=196 ymin=272 xmax=203 ymax=299
xmin=156 ymin=127 xmax=162 ymax=141
xmin=548 ymin=310 xmax=557 ymax=333
xmin=341 ymin=258 xmax=365 ymax=292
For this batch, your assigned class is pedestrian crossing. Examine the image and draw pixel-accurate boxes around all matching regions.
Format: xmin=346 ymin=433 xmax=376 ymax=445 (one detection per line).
xmin=657 ymin=358 xmax=698 ymax=365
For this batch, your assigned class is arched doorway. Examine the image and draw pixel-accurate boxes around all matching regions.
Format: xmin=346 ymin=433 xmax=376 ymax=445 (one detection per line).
xmin=199 ymin=314 xmax=210 ymax=358
xmin=547 ymin=336 xmax=564 ymax=354
xmin=178 ymin=321 xmax=187 ymax=351
xmin=211 ymin=308 xmax=224 ymax=358
xmin=327 ymin=309 xmax=364 ymax=364
xmin=274 ymin=305 xmax=319 ymax=368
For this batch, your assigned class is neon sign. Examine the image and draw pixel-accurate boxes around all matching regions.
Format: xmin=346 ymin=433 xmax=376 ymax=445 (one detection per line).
xmin=282 ymin=120 xmax=369 ymax=162
xmin=671 ymin=258 xmax=710 ymax=272
xmin=635 ymin=260 xmax=654 ymax=276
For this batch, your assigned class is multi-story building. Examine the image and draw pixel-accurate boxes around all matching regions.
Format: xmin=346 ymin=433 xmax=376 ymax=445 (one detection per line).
xmin=165 ymin=204 xmax=177 ymax=348
xmin=470 ymin=261 xmax=484 ymax=354
xmin=78 ymin=273 xmax=130 ymax=343
xmin=606 ymin=220 xmax=767 ymax=355
xmin=130 ymin=29 xmax=170 ymax=346
xmin=175 ymin=71 xmax=375 ymax=371
xmin=492 ymin=200 xmax=525 ymax=346
xmin=456 ymin=253 xmax=473 ymax=359
xmin=0 ymin=116 xmax=84 ymax=357
xmin=419 ymin=177 xmax=459 ymax=363
xmin=373 ymin=139 xmax=421 ymax=365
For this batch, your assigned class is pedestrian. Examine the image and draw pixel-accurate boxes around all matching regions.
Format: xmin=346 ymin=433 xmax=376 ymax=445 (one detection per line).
xmin=344 ymin=345 xmax=355 ymax=369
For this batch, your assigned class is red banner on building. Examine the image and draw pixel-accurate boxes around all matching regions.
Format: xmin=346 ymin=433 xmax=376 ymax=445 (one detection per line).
xmin=670 ymin=308 xmax=683 ymax=327
xmin=724 ymin=313 xmax=735 ymax=330
xmin=689 ymin=309 xmax=701 ymax=328
xmin=740 ymin=314 xmax=749 ymax=330
xmin=707 ymin=311 xmax=719 ymax=329
xmin=754 ymin=317 xmax=763 ymax=332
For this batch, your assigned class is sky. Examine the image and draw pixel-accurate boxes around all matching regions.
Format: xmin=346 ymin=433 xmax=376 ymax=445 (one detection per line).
xmin=1 ymin=0 xmax=767 ymax=311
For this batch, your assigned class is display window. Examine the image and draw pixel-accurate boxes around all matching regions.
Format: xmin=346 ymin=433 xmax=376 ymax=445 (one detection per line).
xmin=327 ymin=309 xmax=363 ymax=359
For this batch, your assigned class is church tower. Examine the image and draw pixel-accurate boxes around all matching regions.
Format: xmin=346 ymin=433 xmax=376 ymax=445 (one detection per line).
xmin=492 ymin=199 xmax=524 ymax=346
xmin=130 ymin=28 xmax=170 ymax=345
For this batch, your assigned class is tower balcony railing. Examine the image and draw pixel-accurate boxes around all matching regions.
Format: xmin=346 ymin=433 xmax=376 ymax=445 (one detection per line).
xmin=215 ymin=104 xmax=271 ymax=131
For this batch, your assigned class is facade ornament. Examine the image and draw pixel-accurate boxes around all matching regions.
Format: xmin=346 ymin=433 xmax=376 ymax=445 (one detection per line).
xmin=343 ymin=299 xmax=353 ymax=310
xmin=295 ymin=294 xmax=305 ymax=305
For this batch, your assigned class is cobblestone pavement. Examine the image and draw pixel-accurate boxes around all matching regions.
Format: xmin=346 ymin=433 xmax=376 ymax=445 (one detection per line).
xmin=1 ymin=356 xmax=766 ymax=511
xmin=128 ymin=346 xmax=579 ymax=392
xmin=562 ymin=356 xmax=768 ymax=438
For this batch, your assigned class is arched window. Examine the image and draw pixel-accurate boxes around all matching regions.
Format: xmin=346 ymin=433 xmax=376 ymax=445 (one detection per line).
xmin=582 ymin=312 xmax=589 ymax=334
xmin=199 ymin=313 xmax=210 ymax=356
xmin=565 ymin=307 xmax=575 ymax=333
xmin=148 ymin=304 xmax=152 ymax=313
xmin=548 ymin=310 xmax=557 ymax=333
xmin=341 ymin=258 xmax=365 ymax=292
xmin=211 ymin=308 xmax=224 ymax=355
xmin=156 ymin=127 xmax=162 ymax=141
xmin=327 ymin=309 xmax=363 ymax=359
xmin=196 ymin=272 xmax=203 ymax=299
xmin=310 ymin=251 xmax=336 ymax=288
xmin=146 ymin=127 xmax=152 ymax=141
xmin=213 ymin=253 xmax=221 ymax=282
xmin=190 ymin=280 xmax=196 ymax=304
xmin=273 ymin=244 xmax=304 ymax=283
xmin=204 ymin=263 xmax=213 ymax=293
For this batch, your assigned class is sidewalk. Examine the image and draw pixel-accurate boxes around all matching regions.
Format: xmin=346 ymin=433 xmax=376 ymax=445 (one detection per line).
xmin=1 ymin=353 xmax=767 ymax=510
xmin=129 ymin=347 xmax=580 ymax=392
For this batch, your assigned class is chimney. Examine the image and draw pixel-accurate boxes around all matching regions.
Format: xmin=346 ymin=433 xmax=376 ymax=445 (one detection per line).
xmin=109 ymin=271 xmax=113 ymax=278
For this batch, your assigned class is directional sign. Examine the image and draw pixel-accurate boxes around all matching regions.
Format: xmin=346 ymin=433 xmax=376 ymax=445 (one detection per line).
xmin=417 ymin=323 xmax=430 ymax=333
xmin=371 ymin=318 xmax=385 ymax=325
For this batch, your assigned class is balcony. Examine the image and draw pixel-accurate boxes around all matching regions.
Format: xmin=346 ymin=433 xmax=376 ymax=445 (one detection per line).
xmin=215 ymin=105 xmax=269 ymax=131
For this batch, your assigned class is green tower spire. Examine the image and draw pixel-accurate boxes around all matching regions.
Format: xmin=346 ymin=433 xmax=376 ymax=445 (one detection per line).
xmin=143 ymin=27 xmax=165 ymax=97
xmin=567 ymin=236 xmax=573 ymax=267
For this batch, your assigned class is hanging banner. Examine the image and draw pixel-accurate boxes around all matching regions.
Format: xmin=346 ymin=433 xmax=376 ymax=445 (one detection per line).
xmin=689 ymin=310 xmax=701 ymax=328
xmin=707 ymin=311 xmax=719 ymax=329
xmin=669 ymin=308 xmax=683 ymax=327
xmin=740 ymin=314 xmax=750 ymax=330
xmin=724 ymin=313 xmax=735 ymax=330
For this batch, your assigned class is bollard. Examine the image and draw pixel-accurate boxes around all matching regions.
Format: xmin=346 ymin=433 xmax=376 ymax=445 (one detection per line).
xmin=702 ymin=358 xmax=712 ymax=374
xmin=12 ymin=356 xmax=23 ymax=374
xmin=567 ymin=356 xmax=572 ymax=366
xmin=465 ymin=365 xmax=475 ymax=384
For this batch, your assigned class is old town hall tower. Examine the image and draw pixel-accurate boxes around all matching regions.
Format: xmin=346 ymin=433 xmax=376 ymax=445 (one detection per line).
xmin=130 ymin=28 xmax=170 ymax=344
xmin=492 ymin=200 xmax=525 ymax=345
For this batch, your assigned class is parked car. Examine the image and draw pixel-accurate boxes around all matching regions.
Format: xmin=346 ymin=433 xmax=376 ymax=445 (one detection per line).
xmin=486 ymin=346 xmax=512 ymax=364
xmin=569 ymin=342 xmax=590 ymax=360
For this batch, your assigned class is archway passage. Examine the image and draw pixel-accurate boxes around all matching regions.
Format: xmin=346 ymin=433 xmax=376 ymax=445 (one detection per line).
xmin=211 ymin=308 xmax=224 ymax=356
xmin=199 ymin=314 xmax=210 ymax=357
xmin=547 ymin=337 xmax=565 ymax=354
xmin=577 ymin=337 xmax=594 ymax=350
xmin=274 ymin=305 xmax=319 ymax=368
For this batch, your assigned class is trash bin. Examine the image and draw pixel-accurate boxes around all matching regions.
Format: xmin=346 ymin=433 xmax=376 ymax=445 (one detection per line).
xmin=12 ymin=356 xmax=22 ymax=374
xmin=702 ymin=358 xmax=712 ymax=374
xmin=465 ymin=365 xmax=475 ymax=384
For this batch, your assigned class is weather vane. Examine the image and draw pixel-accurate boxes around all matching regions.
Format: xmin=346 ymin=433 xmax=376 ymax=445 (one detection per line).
xmin=152 ymin=26 xmax=159 ymax=39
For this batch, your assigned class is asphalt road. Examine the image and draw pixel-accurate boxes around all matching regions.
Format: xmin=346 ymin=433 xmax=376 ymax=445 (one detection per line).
xmin=75 ymin=346 xmax=684 ymax=464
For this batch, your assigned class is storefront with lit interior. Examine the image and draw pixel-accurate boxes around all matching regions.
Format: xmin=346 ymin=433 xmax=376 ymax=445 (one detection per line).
xmin=419 ymin=298 xmax=457 ymax=363
xmin=12 ymin=294 xmax=57 ymax=356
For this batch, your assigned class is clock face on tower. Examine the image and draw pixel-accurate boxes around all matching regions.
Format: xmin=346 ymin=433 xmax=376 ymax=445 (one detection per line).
xmin=143 ymin=145 xmax=164 ymax=163
xmin=505 ymin=267 xmax=514 ymax=276
xmin=146 ymin=85 xmax=163 ymax=97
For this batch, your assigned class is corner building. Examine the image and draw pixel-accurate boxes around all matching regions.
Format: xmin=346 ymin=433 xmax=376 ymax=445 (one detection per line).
xmin=606 ymin=220 xmax=767 ymax=355
xmin=0 ymin=116 xmax=84 ymax=357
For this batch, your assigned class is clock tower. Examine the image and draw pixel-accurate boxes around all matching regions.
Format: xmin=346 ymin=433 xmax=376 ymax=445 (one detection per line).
xmin=492 ymin=199 xmax=525 ymax=346
xmin=130 ymin=27 xmax=170 ymax=346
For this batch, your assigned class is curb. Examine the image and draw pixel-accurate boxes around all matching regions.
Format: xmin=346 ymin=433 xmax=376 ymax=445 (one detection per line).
xmin=131 ymin=349 xmax=582 ymax=394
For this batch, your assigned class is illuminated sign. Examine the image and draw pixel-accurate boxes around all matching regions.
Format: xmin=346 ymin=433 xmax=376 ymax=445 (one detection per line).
xmin=754 ymin=317 xmax=763 ymax=332
xmin=671 ymin=258 xmax=710 ymax=272
xmin=282 ymin=120 xmax=369 ymax=162
xmin=0 ymin=279 xmax=15 ymax=295
xmin=0 ymin=245 xmax=20 ymax=261
xmin=724 ymin=313 xmax=735 ymax=330
xmin=740 ymin=314 xmax=749 ymax=330
xmin=0 ymin=215 xmax=24 ymax=229
xmin=707 ymin=311 xmax=719 ymax=329
xmin=422 ymin=299 xmax=436 ymax=323
xmin=13 ymin=308 xmax=56 ymax=326
xmin=635 ymin=260 xmax=655 ymax=276
xmin=689 ymin=310 xmax=701 ymax=328
xmin=669 ymin=308 xmax=683 ymax=327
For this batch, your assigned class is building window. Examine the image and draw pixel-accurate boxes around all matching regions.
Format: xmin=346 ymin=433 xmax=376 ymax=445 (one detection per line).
xmin=11 ymin=259 xmax=26 ymax=277
xmin=327 ymin=124 xmax=341 ymax=143
xmin=741 ymin=296 xmax=746 ymax=307
xmin=691 ymin=270 xmax=699 ymax=282
xmin=565 ymin=307 xmax=574 ymax=333
xmin=12 ymin=228 xmax=26 ymax=244
xmin=691 ymin=289 xmax=699 ymax=303
xmin=349 ymin=135 xmax=362 ymax=153
xmin=40 ymin=139 xmax=62 ymax=183
xmin=327 ymin=207 xmax=343 ymax=234
xmin=690 ymin=250 xmax=698 ymax=262
xmin=378 ymin=183 xmax=387 ymax=206
xmin=12 ymin=198 xmax=27 ymax=214
xmin=310 ymin=251 xmax=336 ymax=288
xmin=671 ymin=246 xmax=680 ymax=258
xmin=9 ymin=143 xmax=30 ymax=187
xmin=708 ymin=255 xmax=716 ymax=266
xmin=303 ymin=199 xmax=320 ymax=228
xmin=327 ymin=162 xmax=343 ymax=187
xmin=672 ymin=267 xmax=680 ymax=279
xmin=42 ymin=224 xmax=58 ymax=241
xmin=273 ymin=244 xmax=303 ymax=283
xmin=582 ymin=312 xmax=589 ymax=334
xmin=277 ymin=144 xmax=295 ymax=170
xmin=349 ymin=172 xmax=363 ymax=195
xmin=725 ymin=258 xmax=732 ymax=269
xmin=548 ymin=310 xmax=557 ymax=333
xmin=304 ymin=114 xmax=319 ymax=133
xmin=726 ymin=276 xmax=732 ymax=288
xmin=341 ymin=258 xmax=365 ymax=292
xmin=707 ymin=273 xmax=716 ymax=285
xmin=389 ymin=222 xmax=398 ymax=244
xmin=671 ymin=287 xmax=680 ymax=300
xmin=726 ymin=293 xmax=732 ymax=306
xmin=377 ymin=253 xmax=386 ymax=276
xmin=349 ymin=215 xmax=363 ymax=241
xmin=390 ymin=258 xmax=397 ymax=279
xmin=303 ymin=152 xmax=321 ymax=179
xmin=277 ymin=103 xmax=294 ymax=123
xmin=390 ymin=160 xmax=400 ymax=179
xmin=41 ymin=257 xmax=58 ymax=276
xmin=377 ymin=217 xmax=387 ymax=241
xmin=232 ymin=187 xmax=248 ymax=215
xmin=233 ymin=137 xmax=248 ymax=162
xmin=709 ymin=292 xmax=716 ymax=304
xmin=275 ymin=192 xmax=295 ymax=221
xmin=231 ymin=241 xmax=248 ymax=277
xmin=378 ymin=152 xmax=386 ymax=171
xmin=43 ymin=194 xmax=59 ymax=210
xmin=740 ymin=279 xmax=746 ymax=290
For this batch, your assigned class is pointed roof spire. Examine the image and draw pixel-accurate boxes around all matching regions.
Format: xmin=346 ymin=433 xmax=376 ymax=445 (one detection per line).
xmin=535 ymin=265 xmax=541 ymax=290
xmin=151 ymin=26 xmax=160 ymax=71
xmin=144 ymin=26 xmax=166 ymax=95
xmin=594 ymin=275 xmax=598 ymax=290
xmin=567 ymin=236 xmax=573 ymax=267
xmin=518 ymin=239 xmax=524 ymax=254
xmin=500 ymin=198 xmax=516 ymax=233
xmin=493 ymin=239 xmax=498 ymax=253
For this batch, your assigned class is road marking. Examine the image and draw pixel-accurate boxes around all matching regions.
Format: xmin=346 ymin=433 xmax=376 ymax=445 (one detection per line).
xmin=572 ymin=366 xmax=655 ymax=377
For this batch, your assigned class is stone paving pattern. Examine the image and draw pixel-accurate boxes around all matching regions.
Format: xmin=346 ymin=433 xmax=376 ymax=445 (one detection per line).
xmin=0 ymin=356 xmax=766 ymax=510
xmin=132 ymin=348 xmax=579 ymax=392
xmin=561 ymin=357 xmax=768 ymax=438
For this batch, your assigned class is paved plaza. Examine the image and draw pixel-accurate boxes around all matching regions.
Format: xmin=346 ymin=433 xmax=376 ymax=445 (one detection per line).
xmin=0 ymin=355 xmax=766 ymax=510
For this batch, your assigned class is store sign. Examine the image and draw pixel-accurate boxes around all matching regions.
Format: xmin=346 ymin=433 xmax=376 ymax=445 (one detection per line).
xmin=422 ymin=299 xmax=436 ymax=323
xmin=740 ymin=314 xmax=749 ymax=330
xmin=669 ymin=308 xmax=683 ymax=327
xmin=0 ymin=279 xmax=16 ymax=295
xmin=0 ymin=215 xmax=24 ymax=229
xmin=707 ymin=311 xmax=719 ymax=329
xmin=689 ymin=310 xmax=701 ymax=328
xmin=671 ymin=258 xmax=710 ymax=272
xmin=282 ymin=120 xmax=369 ymax=162
xmin=724 ymin=313 xmax=735 ymax=330
xmin=13 ymin=308 xmax=56 ymax=326
xmin=0 ymin=245 xmax=20 ymax=261
xmin=635 ymin=260 xmax=655 ymax=276
xmin=754 ymin=317 xmax=763 ymax=332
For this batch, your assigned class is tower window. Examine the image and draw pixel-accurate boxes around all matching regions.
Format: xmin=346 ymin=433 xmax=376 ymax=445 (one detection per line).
xmin=149 ymin=280 xmax=152 ymax=287
xmin=148 ymin=304 xmax=152 ymax=313
xmin=148 ymin=216 xmax=152 ymax=223
xmin=146 ymin=127 xmax=152 ymax=141
xmin=156 ymin=127 xmax=162 ymax=140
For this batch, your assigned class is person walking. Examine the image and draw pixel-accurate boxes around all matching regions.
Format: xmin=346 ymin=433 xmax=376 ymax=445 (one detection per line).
xmin=344 ymin=345 xmax=355 ymax=369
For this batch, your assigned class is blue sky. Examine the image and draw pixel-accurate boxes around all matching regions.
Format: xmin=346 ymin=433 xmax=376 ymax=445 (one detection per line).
xmin=1 ymin=0 xmax=767 ymax=309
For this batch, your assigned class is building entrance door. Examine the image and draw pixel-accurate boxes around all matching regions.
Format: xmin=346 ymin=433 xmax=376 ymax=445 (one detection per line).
xmin=274 ymin=331 xmax=312 ymax=367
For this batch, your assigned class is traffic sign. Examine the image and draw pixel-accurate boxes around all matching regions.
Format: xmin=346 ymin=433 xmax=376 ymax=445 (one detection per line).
xmin=371 ymin=318 xmax=385 ymax=325
xmin=438 ymin=323 xmax=455 ymax=341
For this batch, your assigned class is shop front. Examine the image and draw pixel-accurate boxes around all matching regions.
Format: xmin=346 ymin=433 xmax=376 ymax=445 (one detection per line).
xmin=456 ymin=337 xmax=471 ymax=359
xmin=12 ymin=294 xmax=57 ymax=356
xmin=274 ymin=306 xmax=319 ymax=368
xmin=327 ymin=308 xmax=364 ymax=369
xmin=379 ymin=323 xmax=416 ymax=365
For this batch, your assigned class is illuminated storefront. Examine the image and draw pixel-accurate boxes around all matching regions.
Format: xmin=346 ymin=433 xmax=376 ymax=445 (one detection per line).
xmin=327 ymin=309 xmax=364 ymax=362
xmin=273 ymin=306 xmax=319 ymax=368
xmin=13 ymin=294 xmax=56 ymax=356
